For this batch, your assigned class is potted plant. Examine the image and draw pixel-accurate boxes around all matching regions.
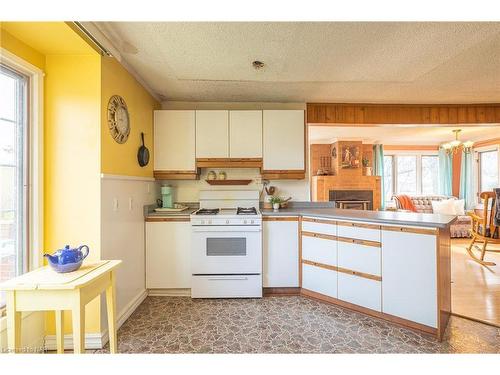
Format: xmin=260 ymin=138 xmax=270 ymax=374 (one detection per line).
xmin=269 ymin=196 xmax=284 ymax=211
xmin=362 ymin=157 xmax=372 ymax=176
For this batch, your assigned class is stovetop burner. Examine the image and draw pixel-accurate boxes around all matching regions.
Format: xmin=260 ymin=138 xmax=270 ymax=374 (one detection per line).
xmin=195 ymin=208 xmax=220 ymax=215
xmin=237 ymin=207 xmax=257 ymax=215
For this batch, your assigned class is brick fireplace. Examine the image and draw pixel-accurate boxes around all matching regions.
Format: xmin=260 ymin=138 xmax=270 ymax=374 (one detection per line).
xmin=329 ymin=189 xmax=373 ymax=210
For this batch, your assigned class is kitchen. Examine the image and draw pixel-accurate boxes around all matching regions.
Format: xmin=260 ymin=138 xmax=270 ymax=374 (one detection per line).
xmin=1 ymin=8 xmax=500 ymax=371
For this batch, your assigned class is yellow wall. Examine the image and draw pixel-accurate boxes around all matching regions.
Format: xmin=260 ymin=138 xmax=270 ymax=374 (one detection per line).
xmin=2 ymin=22 xmax=159 ymax=341
xmin=43 ymin=54 xmax=102 ymax=335
xmin=0 ymin=25 xmax=45 ymax=70
xmin=101 ymin=56 xmax=160 ymax=177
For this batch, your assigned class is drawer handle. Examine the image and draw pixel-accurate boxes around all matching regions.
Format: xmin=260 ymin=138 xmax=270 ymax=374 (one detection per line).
xmin=208 ymin=277 xmax=248 ymax=281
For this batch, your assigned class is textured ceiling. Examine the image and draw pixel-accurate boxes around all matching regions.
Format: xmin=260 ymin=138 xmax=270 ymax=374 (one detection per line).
xmin=93 ymin=22 xmax=500 ymax=103
xmin=309 ymin=126 xmax=500 ymax=145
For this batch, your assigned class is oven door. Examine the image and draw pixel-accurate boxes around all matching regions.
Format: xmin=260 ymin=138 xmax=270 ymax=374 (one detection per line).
xmin=191 ymin=225 xmax=262 ymax=275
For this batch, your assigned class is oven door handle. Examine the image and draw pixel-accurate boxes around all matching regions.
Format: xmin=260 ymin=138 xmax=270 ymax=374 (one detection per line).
xmin=207 ymin=276 xmax=249 ymax=281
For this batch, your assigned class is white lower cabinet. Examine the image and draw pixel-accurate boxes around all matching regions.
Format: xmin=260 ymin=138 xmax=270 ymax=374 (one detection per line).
xmin=263 ymin=219 xmax=299 ymax=287
xmin=337 ymin=273 xmax=381 ymax=311
xmin=301 ymin=235 xmax=337 ymax=266
xmin=381 ymin=229 xmax=438 ymax=328
xmin=146 ymin=221 xmax=191 ymax=289
xmin=302 ymin=263 xmax=337 ymax=298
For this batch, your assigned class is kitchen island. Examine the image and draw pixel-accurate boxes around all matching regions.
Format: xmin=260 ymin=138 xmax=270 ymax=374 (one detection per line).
xmin=262 ymin=207 xmax=456 ymax=341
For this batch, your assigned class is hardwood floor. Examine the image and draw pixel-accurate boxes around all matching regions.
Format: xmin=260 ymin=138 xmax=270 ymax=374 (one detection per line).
xmin=451 ymin=238 xmax=500 ymax=326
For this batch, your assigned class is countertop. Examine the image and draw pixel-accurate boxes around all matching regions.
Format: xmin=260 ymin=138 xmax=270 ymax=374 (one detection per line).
xmin=261 ymin=207 xmax=457 ymax=228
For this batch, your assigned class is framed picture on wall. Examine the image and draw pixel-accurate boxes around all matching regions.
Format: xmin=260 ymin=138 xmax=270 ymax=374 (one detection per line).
xmin=341 ymin=144 xmax=361 ymax=169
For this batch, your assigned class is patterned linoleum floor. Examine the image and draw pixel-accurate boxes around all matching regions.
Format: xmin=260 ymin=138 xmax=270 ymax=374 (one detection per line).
xmin=96 ymin=296 xmax=500 ymax=354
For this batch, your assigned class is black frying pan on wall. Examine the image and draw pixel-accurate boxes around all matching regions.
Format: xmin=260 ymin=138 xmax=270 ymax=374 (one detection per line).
xmin=137 ymin=132 xmax=150 ymax=167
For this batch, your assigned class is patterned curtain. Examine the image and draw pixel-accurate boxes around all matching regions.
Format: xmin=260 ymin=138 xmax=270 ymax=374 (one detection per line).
xmin=373 ymin=144 xmax=385 ymax=210
xmin=459 ymin=150 xmax=475 ymax=210
xmin=438 ymin=148 xmax=453 ymax=196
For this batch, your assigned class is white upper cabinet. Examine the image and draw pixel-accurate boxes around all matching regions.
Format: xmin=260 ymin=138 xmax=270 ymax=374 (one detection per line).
xmin=154 ymin=110 xmax=196 ymax=171
xmin=263 ymin=110 xmax=305 ymax=171
xmin=229 ymin=111 xmax=262 ymax=158
xmin=195 ymin=110 xmax=229 ymax=158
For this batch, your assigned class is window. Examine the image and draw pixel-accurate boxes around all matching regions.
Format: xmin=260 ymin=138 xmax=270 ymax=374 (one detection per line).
xmin=478 ymin=149 xmax=499 ymax=194
xmin=421 ymin=155 xmax=439 ymax=194
xmin=383 ymin=155 xmax=393 ymax=203
xmin=396 ymin=155 xmax=417 ymax=194
xmin=0 ymin=64 xmax=28 ymax=309
xmin=384 ymin=153 xmax=439 ymax=204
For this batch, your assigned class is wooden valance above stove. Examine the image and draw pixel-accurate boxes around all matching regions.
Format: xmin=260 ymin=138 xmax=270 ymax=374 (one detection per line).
xmin=307 ymin=103 xmax=500 ymax=125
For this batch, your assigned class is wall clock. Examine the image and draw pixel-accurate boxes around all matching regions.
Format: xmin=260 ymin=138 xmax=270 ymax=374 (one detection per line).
xmin=107 ymin=95 xmax=130 ymax=144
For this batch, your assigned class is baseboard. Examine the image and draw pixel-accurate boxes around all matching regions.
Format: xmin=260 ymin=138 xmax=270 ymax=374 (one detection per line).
xmin=263 ymin=287 xmax=300 ymax=296
xmin=147 ymin=288 xmax=191 ymax=297
xmin=117 ymin=289 xmax=148 ymax=328
xmin=44 ymin=289 xmax=148 ymax=351
xmin=43 ymin=332 xmax=107 ymax=351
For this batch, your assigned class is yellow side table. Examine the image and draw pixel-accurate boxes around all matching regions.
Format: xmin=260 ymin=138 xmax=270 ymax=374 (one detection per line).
xmin=0 ymin=260 xmax=121 ymax=354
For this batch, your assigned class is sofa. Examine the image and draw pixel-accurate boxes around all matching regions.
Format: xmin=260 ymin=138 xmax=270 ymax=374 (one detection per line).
xmin=393 ymin=195 xmax=471 ymax=238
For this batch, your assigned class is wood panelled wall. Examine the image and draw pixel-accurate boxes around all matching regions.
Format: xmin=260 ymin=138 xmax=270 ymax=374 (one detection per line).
xmin=307 ymin=103 xmax=500 ymax=125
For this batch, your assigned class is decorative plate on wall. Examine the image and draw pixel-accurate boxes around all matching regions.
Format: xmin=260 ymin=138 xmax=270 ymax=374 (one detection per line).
xmin=107 ymin=95 xmax=130 ymax=144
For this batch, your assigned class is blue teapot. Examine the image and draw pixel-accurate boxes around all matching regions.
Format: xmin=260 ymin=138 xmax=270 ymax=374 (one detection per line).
xmin=44 ymin=245 xmax=90 ymax=273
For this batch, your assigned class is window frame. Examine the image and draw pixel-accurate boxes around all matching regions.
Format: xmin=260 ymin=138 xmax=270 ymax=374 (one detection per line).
xmin=0 ymin=48 xmax=44 ymax=314
xmin=384 ymin=150 xmax=439 ymax=205
xmin=474 ymin=145 xmax=500 ymax=204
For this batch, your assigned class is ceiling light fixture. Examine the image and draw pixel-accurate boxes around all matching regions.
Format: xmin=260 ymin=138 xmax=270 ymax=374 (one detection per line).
xmin=440 ymin=129 xmax=474 ymax=155
xmin=252 ymin=60 xmax=265 ymax=70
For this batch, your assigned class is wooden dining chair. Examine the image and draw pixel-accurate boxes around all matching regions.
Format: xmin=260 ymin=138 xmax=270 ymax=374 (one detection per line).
xmin=466 ymin=191 xmax=499 ymax=266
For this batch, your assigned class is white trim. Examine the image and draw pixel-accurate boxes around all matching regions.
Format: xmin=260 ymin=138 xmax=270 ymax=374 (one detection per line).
xmin=79 ymin=22 xmax=161 ymax=102
xmin=0 ymin=48 xmax=44 ymax=270
xmin=43 ymin=332 xmax=107 ymax=351
xmin=43 ymin=289 xmax=148 ymax=351
xmin=100 ymin=173 xmax=155 ymax=182
xmin=473 ymin=145 xmax=500 ymax=204
xmin=117 ymin=289 xmax=148 ymax=328
xmin=148 ymin=288 xmax=191 ymax=297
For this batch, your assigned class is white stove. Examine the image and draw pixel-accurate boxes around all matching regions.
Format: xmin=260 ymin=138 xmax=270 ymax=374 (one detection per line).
xmin=190 ymin=190 xmax=262 ymax=298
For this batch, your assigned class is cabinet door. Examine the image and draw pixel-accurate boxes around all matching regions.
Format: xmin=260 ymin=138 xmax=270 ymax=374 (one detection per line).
xmin=263 ymin=110 xmax=304 ymax=170
xmin=154 ymin=110 xmax=196 ymax=171
xmin=195 ymin=110 xmax=229 ymax=158
xmin=381 ymin=229 xmax=437 ymax=328
xmin=146 ymin=221 xmax=191 ymax=289
xmin=263 ymin=219 xmax=299 ymax=287
xmin=229 ymin=110 xmax=262 ymax=158
xmin=302 ymin=263 xmax=337 ymax=298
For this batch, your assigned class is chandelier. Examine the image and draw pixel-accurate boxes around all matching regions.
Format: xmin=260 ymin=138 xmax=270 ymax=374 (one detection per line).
xmin=441 ymin=129 xmax=474 ymax=155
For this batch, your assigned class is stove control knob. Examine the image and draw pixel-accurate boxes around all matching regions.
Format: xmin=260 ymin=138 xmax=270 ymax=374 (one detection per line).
xmin=226 ymin=220 xmax=229 ymax=224
xmin=201 ymin=220 xmax=205 ymax=225
xmin=244 ymin=220 xmax=247 ymax=224
xmin=251 ymin=220 xmax=254 ymax=224
xmin=208 ymin=220 xmax=212 ymax=224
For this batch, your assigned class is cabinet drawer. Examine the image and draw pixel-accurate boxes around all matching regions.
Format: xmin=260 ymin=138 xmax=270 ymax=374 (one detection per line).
xmin=338 ymin=272 xmax=381 ymax=311
xmin=337 ymin=239 xmax=381 ymax=276
xmin=337 ymin=221 xmax=380 ymax=242
xmin=191 ymin=274 xmax=262 ymax=298
xmin=302 ymin=217 xmax=336 ymax=236
xmin=301 ymin=263 xmax=337 ymax=298
xmin=301 ymin=235 xmax=337 ymax=266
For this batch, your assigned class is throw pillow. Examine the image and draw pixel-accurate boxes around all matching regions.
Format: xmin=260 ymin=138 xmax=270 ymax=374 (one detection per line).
xmin=454 ymin=199 xmax=465 ymax=215
xmin=431 ymin=199 xmax=456 ymax=215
